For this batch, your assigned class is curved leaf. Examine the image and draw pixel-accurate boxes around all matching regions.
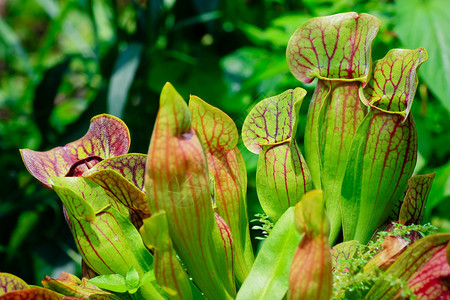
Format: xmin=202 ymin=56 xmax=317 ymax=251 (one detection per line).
xmin=366 ymin=233 xmax=450 ymax=299
xmin=256 ymin=140 xmax=312 ymax=221
xmin=0 ymin=287 xmax=62 ymax=299
xmin=407 ymin=244 xmax=450 ymax=299
xmin=85 ymin=154 xmax=147 ymax=191
xmin=140 ymin=211 xmax=193 ymax=300
xmin=288 ymin=190 xmax=332 ymax=300
xmin=360 ymin=48 xmax=428 ymax=120
xmin=42 ymin=272 xmax=120 ymax=299
xmin=145 ymin=83 xmax=235 ymax=299
xmin=189 ymin=95 xmax=254 ymax=282
xmin=20 ymin=114 xmax=130 ymax=189
xmin=287 ymin=12 xmax=380 ymax=84
xmin=242 ymin=88 xmax=306 ymax=154
xmin=341 ymin=110 xmax=417 ymax=243
xmin=50 ymin=177 xmax=163 ymax=299
xmin=0 ymin=273 xmax=28 ymax=295
xmin=399 ymin=173 xmax=435 ymax=226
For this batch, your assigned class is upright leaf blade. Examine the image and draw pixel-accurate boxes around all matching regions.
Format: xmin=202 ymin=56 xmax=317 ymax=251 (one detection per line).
xmin=341 ymin=111 xmax=417 ymax=243
xmin=189 ymin=95 xmax=254 ymax=283
xmin=399 ymin=173 xmax=435 ymax=226
xmin=140 ymin=211 xmax=193 ymax=300
xmin=145 ymin=83 xmax=235 ymax=299
xmin=236 ymin=207 xmax=303 ymax=300
xmin=288 ymin=190 xmax=332 ymax=300
xmin=341 ymin=48 xmax=426 ymax=243
xmin=320 ymin=81 xmax=366 ymax=243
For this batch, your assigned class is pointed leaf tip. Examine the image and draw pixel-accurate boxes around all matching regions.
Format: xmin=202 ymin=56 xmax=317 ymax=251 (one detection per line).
xmin=189 ymin=95 xmax=239 ymax=151
xmin=158 ymin=82 xmax=191 ymax=136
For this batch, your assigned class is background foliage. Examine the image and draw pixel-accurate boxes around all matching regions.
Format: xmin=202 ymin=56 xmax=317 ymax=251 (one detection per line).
xmin=1 ymin=0 xmax=449 ymax=285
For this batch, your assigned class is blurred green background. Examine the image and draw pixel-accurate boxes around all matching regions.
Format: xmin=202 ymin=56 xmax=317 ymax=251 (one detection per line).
xmin=1 ymin=0 xmax=449 ymax=285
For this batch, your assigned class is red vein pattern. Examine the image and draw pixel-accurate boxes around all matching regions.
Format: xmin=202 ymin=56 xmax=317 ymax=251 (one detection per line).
xmin=0 ymin=273 xmax=28 ymax=294
xmin=399 ymin=173 xmax=435 ymax=226
xmin=407 ymin=245 xmax=450 ymax=299
xmin=0 ymin=287 xmax=62 ymax=299
xmin=145 ymin=83 xmax=235 ymax=299
xmin=288 ymin=191 xmax=332 ymax=300
xmin=366 ymin=233 xmax=450 ymax=299
xmin=330 ymin=240 xmax=358 ymax=271
xmin=341 ymin=110 xmax=417 ymax=243
xmin=85 ymin=154 xmax=147 ymax=191
xmin=42 ymin=272 xmax=119 ymax=299
xmin=242 ymin=88 xmax=306 ymax=154
xmin=361 ymin=48 xmax=428 ymax=120
xmin=140 ymin=211 xmax=192 ymax=300
xmin=287 ymin=12 xmax=380 ymax=84
xmin=20 ymin=114 xmax=130 ymax=189
xmin=189 ymin=95 xmax=254 ymax=283
xmin=257 ymin=140 xmax=312 ymax=221
xmin=320 ymin=81 xmax=366 ymax=242
xmin=243 ymin=88 xmax=312 ymax=221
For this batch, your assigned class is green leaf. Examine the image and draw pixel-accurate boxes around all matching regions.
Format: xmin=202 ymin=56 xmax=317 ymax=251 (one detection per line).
xmin=50 ymin=177 xmax=164 ymax=299
xmin=83 ymin=154 xmax=149 ymax=217
xmin=140 ymin=211 xmax=193 ymax=299
xmin=319 ymin=81 xmax=367 ymax=243
xmin=189 ymin=95 xmax=254 ymax=283
xmin=288 ymin=190 xmax=332 ymax=300
xmin=396 ymin=0 xmax=450 ymax=112
xmin=89 ymin=274 xmax=127 ymax=293
xmin=287 ymin=12 xmax=380 ymax=83
xmin=256 ymin=140 xmax=312 ymax=221
xmin=236 ymin=207 xmax=303 ymax=300
xmin=42 ymin=272 xmax=121 ymax=299
xmin=125 ymin=266 xmax=140 ymax=294
xmin=107 ymin=43 xmax=143 ymax=118
xmin=340 ymin=110 xmax=417 ymax=243
xmin=360 ymin=48 xmax=428 ymax=120
xmin=304 ymin=80 xmax=331 ymax=189
xmin=145 ymin=83 xmax=235 ymax=299
xmin=425 ymin=161 xmax=450 ymax=216
xmin=398 ymin=173 xmax=435 ymax=225
xmin=242 ymin=88 xmax=306 ymax=154
xmin=331 ymin=240 xmax=358 ymax=268
xmin=340 ymin=47 xmax=427 ymax=243
xmin=242 ymin=88 xmax=312 ymax=221
xmin=20 ymin=114 xmax=130 ymax=189
xmin=0 ymin=273 xmax=28 ymax=295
